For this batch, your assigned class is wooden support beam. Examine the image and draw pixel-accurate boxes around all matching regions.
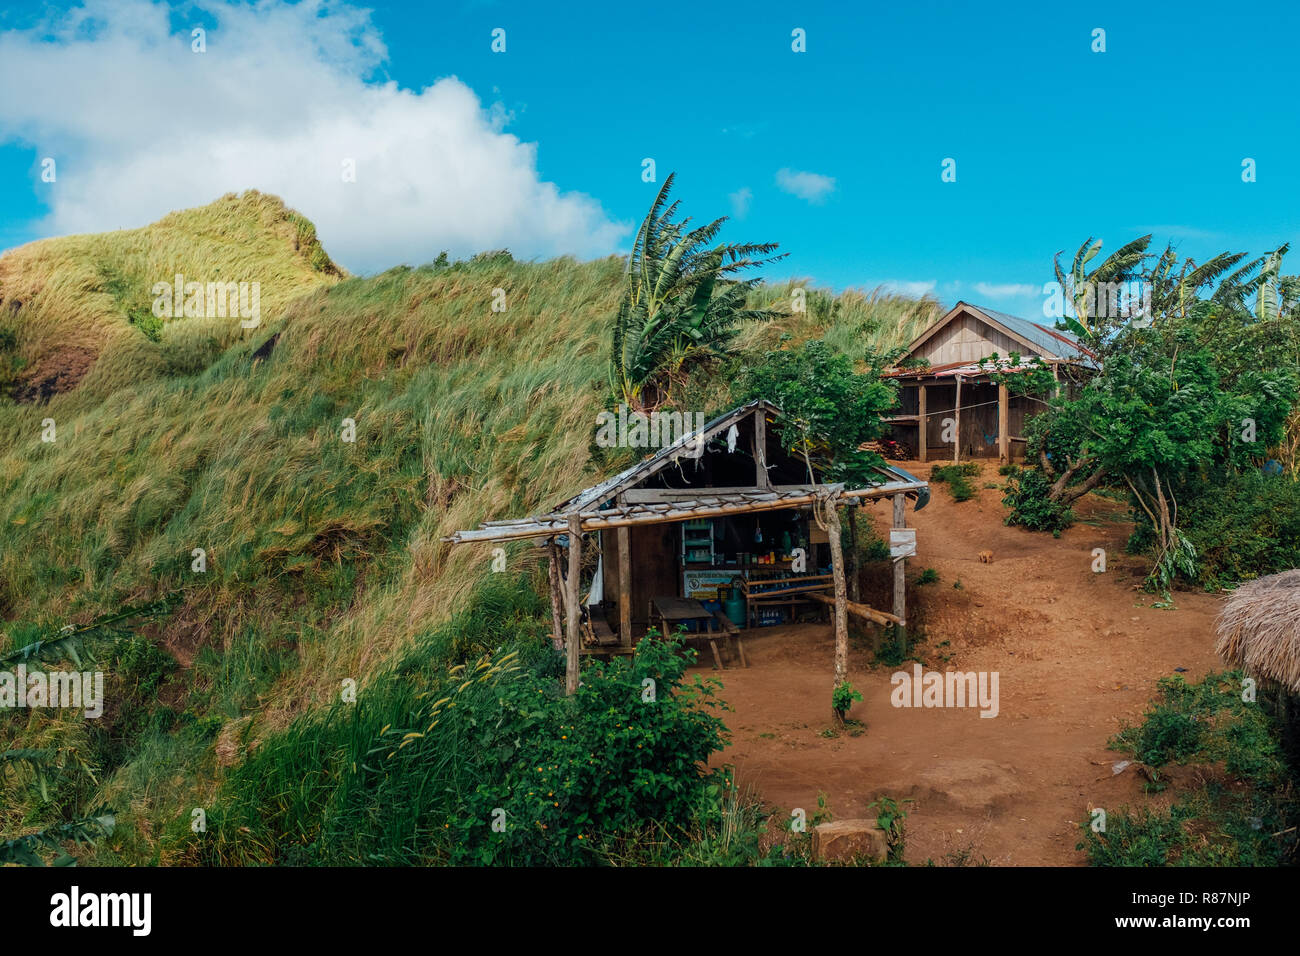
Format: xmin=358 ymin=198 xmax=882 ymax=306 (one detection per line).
xmin=807 ymin=592 xmax=903 ymax=627
xmin=565 ymin=514 xmax=582 ymax=695
xmin=825 ymin=496 xmax=849 ymax=716
xmin=753 ymin=409 xmax=769 ymax=489
xmin=918 ymin=383 xmax=928 ymax=462
xmin=892 ymin=492 xmax=907 ymax=650
xmin=445 ymin=479 xmax=926 ymax=544
xmin=952 ymin=374 xmax=963 ymax=465
xmin=846 ymin=506 xmax=860 ymax=603
xmin=546 ymin=538 xmax=564 ymax=652
xmin=624 ymin=483 xmax=820 ymax=504
xmin=617 ymin=523 xmax=631 ymax=647
xmin=997 ymin=383 xmax=1010 ymax=464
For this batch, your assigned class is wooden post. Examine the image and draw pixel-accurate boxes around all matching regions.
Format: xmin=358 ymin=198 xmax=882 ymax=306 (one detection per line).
xmin=825 ymin=496 xmax=849 ymax=720
xmin=546 ymin=538 xmax=564 ymax=652
xmin=565 ymin=514 xmax=582 ymax=695
xmin=917 ymin=383 xmax=928 ymax=463
xmin=997 ymin=382 xmax=1010 ymax=464
xmin=617 ymin=523 xmax=632 ymax=647
xmin=753 ymin=409 xmax=769 ymax=488
xmin=892 ymin=492 xmax=907 ymax=651
xmin=846 ymin=506 xmax=860 ymax=603
xmin=952 ymin=374 xmax=963 ymax=464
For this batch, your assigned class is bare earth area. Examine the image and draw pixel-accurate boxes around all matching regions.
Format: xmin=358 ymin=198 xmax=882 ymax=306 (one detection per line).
xmin=696 ymin=460 xmax=1224 ymax=865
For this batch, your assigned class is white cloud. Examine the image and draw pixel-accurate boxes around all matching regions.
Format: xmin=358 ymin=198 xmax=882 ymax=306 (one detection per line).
xmin=868 ymin=279 xmax=937 ymax=298
xmin=775 ymin=168 xmax=835 ymax=204
xmin=0 ymin=0 xmax=626 ymax=272
xmin=972 ymin=282 xmax=1039 ymax=298
xmin=728 ymin=187 xmax=752 ymax=219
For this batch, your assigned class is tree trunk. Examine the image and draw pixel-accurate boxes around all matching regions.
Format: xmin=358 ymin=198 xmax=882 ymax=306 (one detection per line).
xmin=1055 ymin=465 xmax=1108 ymax=505
xmin=565 ymin=515 xmax=582 ymax=695
xmin=846 ymin=506 xmax=860 ymax=603
xmin=825 ymin=497 xmax=848 ymax=724
xmin=546 ymin=539 xmax=564 ymax=652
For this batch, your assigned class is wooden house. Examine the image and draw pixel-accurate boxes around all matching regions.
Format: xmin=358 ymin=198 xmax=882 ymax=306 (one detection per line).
xmin=444 ymin=400 xmax=929 ymax=692
xmin=884 ymin=302 xmax=1097 ymax=462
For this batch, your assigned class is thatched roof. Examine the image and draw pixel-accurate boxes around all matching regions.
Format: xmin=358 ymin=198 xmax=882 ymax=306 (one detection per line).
xmin=1215 ymin=570 xmax=1300 ymax=693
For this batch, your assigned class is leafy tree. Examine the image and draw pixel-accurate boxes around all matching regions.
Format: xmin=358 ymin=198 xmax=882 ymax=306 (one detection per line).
xmin=737 ymin=337 xmax=898 ymax=485
xmin=1020 ymin=240 xmax=1300 ymax=587
xmin=610 ymin=174 xmax=785 ymax=409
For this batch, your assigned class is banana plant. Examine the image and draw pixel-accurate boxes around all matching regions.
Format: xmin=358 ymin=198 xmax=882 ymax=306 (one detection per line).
xmin=1053 ymin=234 xmax=1152 ymax=339
xmin=1148 ymin=247 xmax=1249 ymax=322
xmin=1255 ymin=243 xmax=1291 ymax=321
xmin=0 ymin=810 xmax=115 ymax=866
xmin=610 ymin=174 xmax=785 ymax=409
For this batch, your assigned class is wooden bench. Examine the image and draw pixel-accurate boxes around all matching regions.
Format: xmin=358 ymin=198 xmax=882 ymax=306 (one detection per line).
xmin=582 ymin=606 xmax=625 ymax=655
xmin=710 ymin=610 xmax=748 ymax=668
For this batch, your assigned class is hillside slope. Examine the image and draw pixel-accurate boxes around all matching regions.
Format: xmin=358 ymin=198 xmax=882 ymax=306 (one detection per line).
xmin=0 ymin=195 xmax=941 ymax=862
xmin=0 ymin=191 xmax=342 ymax=403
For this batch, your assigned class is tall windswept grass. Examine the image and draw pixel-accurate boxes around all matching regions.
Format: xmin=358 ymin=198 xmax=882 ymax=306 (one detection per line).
xmin=741 ymin=281 xmax=945 ymax=357
xmin=0 ymin=193 xmax=947 ymax=863
xmin=0 ymin=190 xmax=342 ymax=404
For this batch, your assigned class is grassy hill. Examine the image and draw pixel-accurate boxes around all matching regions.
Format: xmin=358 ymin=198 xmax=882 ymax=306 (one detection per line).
xmin=0 ymin=191 xmax=342 ymax=403
xmin=0 ymin=194 xmax=941 ymax=864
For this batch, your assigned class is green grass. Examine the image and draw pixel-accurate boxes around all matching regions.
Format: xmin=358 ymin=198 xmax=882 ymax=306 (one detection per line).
xmin=1079 ymin=672 xmax=1298 ymax=866
xmin=929 ymin=464 xmax=979 ymax=501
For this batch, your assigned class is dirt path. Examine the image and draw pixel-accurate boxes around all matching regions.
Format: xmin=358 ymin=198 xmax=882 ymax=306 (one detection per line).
xmin=697 ymin=461 xmax=1224 ymax=865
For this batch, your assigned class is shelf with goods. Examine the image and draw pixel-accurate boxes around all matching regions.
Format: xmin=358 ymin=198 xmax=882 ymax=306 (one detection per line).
xmin=680 ymin=518 xmax=714 ymax=566
xmin=676 ymin=513 xmax=825 ymax=629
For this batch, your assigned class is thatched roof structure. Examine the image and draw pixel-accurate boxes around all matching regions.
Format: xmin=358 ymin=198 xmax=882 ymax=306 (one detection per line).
xmin=1215 ymin=570 xmax=1300 ymax=693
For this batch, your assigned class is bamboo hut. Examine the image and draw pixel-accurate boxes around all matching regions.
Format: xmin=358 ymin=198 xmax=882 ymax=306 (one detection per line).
xmin=443 ymin=399 xmax=929 ymax=694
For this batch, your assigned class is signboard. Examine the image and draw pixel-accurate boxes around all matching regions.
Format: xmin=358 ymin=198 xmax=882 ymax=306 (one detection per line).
xmin=683 ymin=569 xmax=746 ymax=600
xmin=889 ymin=529 xmax=916 ymax=559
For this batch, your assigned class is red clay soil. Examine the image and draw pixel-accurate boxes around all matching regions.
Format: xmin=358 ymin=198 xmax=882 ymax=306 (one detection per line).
xmin=11 ymin=344 xmax=98 ymax=402
xmin=696 ymin=460 xmax=1224 ymax=866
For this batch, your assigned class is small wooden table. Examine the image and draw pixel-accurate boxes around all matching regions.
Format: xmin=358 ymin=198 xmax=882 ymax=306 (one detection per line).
xmin=651 ymin=596 xmax=743 ymax=669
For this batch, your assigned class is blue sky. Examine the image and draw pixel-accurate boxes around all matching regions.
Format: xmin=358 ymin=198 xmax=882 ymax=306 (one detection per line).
xmin=1 ymin=0 xmax=1297 ymax=319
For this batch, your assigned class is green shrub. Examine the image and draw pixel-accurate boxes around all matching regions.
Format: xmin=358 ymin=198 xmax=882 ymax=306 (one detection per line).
xmin=1128 ymin=470 xmax=1300 ymax=589
xmin=1084 ymin=671 xmax=1298 ymax=867
xmin=446 ymin=635 xmax=730 ymax=866
xmin=930 ymin=464 xmax=978 ymax=502
xmin=1112 ymin=672 xmax=1286 ymax=788
xmin=848 ymin=524 xmax=890 ymax=562
xmin=1079 ymin=788 xmax=1293 ymax=866
xmin=929 ymin=464 xmax=978 ymax=482
xmin=831 ymin=681 xmax=862 ymax=722
xmin=200 ymin=586 xmax=737 ymax=866
xmin=1001 ymin=467 xmax=1074 ymax=536
xmin=916 ymin=568 xmax=939 ymax=585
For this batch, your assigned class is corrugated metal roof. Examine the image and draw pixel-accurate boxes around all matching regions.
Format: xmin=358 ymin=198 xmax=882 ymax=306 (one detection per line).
xmin=969 ymin=304 xmax=1097 ymax=366
xmin=903 ymin=301 xmax=1098 ymax=370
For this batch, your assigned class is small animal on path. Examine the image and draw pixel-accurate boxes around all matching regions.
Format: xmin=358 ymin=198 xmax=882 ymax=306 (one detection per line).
xmin=978 ymin=550 xmax=993 ymax=563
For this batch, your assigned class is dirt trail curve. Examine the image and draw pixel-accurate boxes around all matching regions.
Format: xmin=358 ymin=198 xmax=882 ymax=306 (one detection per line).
xmin=700 ymin=460 xmax=1223 ymax=865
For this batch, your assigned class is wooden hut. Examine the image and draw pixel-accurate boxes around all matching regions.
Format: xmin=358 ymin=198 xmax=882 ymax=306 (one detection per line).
xmin=444 ymin=400 xmax=929 ymax=693
xmin=884 ymin=302 xmax=1098 ymax=463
